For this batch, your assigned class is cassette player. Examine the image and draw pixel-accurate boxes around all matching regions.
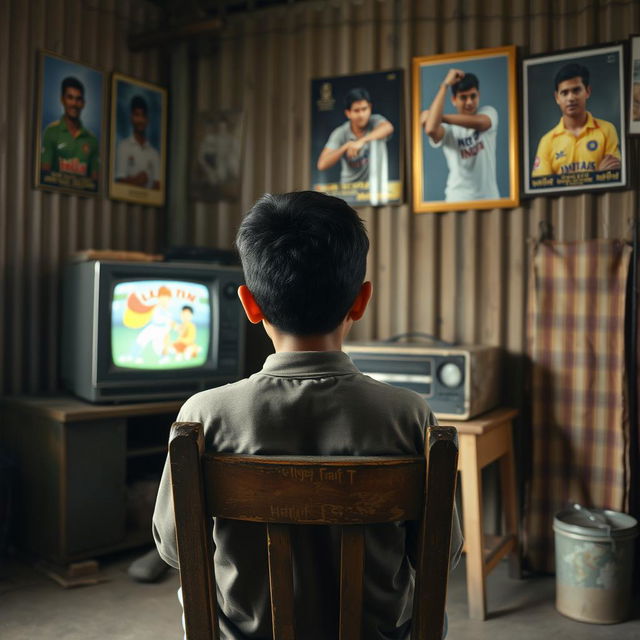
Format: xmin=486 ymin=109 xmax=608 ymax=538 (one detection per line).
xmin=344 ymin=341 xmax=501 ymax=420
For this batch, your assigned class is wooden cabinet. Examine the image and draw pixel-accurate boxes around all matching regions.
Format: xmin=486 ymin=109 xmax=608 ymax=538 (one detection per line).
xmin=0 ymin=396 xmax=182 ymax=566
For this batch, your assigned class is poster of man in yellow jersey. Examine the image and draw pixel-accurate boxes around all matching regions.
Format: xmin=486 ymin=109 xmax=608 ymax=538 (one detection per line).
xmin=523 ymin=44 xmax=626 ymax=196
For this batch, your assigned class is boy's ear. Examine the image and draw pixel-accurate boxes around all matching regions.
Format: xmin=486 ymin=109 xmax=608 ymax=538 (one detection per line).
xmin=348 ymin=281 xmax=373 ymax=321
xmin=237 ymin=285 xmax=265 ymax=324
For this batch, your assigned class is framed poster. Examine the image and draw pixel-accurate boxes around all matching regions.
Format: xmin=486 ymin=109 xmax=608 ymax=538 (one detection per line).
xmin=35 ymin=50 xmax=105 ymax=196
xmin=189 ymin=110 xmax=244 ymax=202
xmin=523 ymin=43 xmax=627 ymax=195
xmin=311 ymin=70 xmax=403 ymax=207
xmin=629 ymin=35 xmax=640 ymax=135
xmin=412 ymin=45 xmax=519 ymax=213
xmin=109 ymin=72 xmax=167 ymax=207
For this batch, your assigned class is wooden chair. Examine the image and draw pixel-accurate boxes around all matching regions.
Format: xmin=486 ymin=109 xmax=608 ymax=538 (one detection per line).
xmin=169 ymin=422 xmax=459 ymax=640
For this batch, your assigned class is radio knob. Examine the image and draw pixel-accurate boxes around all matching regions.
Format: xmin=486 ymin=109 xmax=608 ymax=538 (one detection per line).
xmin=223 ymin=283 xmax=238 ymax=299
xmin=438 ymin=362 xmax=463 ymax=388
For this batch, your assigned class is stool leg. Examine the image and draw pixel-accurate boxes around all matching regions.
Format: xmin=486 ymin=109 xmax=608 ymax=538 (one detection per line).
xmin=459 ymin=439 xmax=486 ymax=620
xmin=499 ymin=425 xmax=522 ymax=579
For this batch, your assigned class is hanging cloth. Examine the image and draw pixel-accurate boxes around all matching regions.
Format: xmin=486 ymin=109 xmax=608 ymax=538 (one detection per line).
xmin=524 ymin=239 xmax=632 ymax=572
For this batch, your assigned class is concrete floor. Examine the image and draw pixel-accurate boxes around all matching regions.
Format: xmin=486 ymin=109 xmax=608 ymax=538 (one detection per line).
xmin=1 ymin=549 xmax=639 ymax=639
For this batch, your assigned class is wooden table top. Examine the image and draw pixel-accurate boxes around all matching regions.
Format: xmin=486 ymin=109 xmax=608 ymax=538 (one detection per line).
xmin=439 ymin=407 xmax=518 ymax=435
xmin=2 ymin=395 xmax=184 ymax=423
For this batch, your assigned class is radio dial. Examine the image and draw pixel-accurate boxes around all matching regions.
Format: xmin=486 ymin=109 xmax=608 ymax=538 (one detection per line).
xmin=439 ymin=362 xmax=463 ymax=388
xmin=223 ymin=283 xmax=238 ymax=299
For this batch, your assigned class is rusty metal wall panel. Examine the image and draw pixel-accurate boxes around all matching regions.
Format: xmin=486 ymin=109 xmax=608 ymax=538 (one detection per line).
xmin=184 ymin=0 xmax=639 ymax=412
xmin=2 ymin=0 xmax=639 ymax=400
xmin=0 ymin=0 xmax=165 ymax=395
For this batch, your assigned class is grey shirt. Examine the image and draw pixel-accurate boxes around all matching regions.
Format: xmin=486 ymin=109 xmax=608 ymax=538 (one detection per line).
xmin=325 ymin=114 xmax=390 ymax=183
xmin=153 ymin=350 xmax=462 ymax=640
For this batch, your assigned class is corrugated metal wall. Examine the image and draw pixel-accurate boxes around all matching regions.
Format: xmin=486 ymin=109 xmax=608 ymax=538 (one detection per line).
xmin=1 ymin=0 xmax=639 ymax=401
xmin=0 ymin=0 xmax=165 ymax=395
xmin=186 ymin=0 xmax=640 ymax=414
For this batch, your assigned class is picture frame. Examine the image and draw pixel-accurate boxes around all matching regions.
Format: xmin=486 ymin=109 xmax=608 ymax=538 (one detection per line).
xmin=523 ymin=43 xmax=627 ymax=196
xmin=629 ymin=35 xmax=640 ymax=135
xmin=310 ymin=70 xmax=403 ymax=207
xmin=189 ymin=110 xmax=245 ymax=202
xmin=109 ymin=72 xmax=167 ymax=207
xmin=411 ymin=45 xmax=519 ymax=213
xmin=34 ymin=50 xmax=105 ymax=196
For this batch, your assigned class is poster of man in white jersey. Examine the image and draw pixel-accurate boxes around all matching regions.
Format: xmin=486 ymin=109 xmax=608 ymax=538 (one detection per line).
xmin=523 ymin=43 xmax=626 ymax=196
xmin=109 ymin=72 xmax=167 ymax=206
xmin=311 ymin=70 xmax=403 ymax=207
xmin=412 ymin=46 xmax=519 ymax=213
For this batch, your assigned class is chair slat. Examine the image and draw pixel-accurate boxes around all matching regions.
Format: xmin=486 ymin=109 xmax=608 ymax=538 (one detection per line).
xmin=411 ymin=427 xmax=459 ymax=640
xmin=169 ymin=422 xmax=219 ymax=640
xmin=267 ymin=523 xmax=296 ymax=640
xmin=339 ymin=525 xmax=364 ymax=640
xmin=204 ymin=456 xmax=424 ymax=524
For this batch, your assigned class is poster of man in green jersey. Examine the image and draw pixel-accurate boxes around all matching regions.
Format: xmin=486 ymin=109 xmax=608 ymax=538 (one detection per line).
xmin=35 ymin=51 xmax=105 ymax=195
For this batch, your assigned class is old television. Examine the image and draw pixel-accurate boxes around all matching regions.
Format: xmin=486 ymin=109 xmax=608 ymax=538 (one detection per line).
xmin=61 ymin=259 xmax=245 ymax=403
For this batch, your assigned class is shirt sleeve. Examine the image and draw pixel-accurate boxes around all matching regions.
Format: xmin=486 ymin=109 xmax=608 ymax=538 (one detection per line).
xmin=479 ymin=105 xmax=498 ymax=132
xmin=153 ymin=403 xmax=199 ymax=569
xmin=369 ymin=113 xmax=391 ymax=139
xmin=531 ymin=132 xmax=553 ymax=176
xmin=427 ymin=123 xmax=449 ymax=149
xmin=406 ymin=408 xmax=463 ymax=572
xmin=152 ymin=454 xmax=179 ymax=569
xmin=603 ymin=121 xmax=621 ymax=160
xmin=324 ymin=124 xmax=346 ymax=150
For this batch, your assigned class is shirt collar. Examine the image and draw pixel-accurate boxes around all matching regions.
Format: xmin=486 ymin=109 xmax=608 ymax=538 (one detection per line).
xmin=260 ymin=350 xmax=360 ymax=378
xmin=552 ymin=112 xmax=597 ymax=137
xmin=130 ymin=134 xmax=150 ymax=149
xmin=59 ymin=116 xmax=86 ymax=136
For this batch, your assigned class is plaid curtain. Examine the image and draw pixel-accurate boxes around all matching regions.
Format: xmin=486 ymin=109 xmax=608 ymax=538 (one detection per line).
xmin=524 ymin=239 xmax=632 ymax=572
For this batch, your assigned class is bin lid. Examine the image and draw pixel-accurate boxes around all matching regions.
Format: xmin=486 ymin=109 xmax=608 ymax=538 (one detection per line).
xmin=554 ymin=504 xmax=639 ymax=539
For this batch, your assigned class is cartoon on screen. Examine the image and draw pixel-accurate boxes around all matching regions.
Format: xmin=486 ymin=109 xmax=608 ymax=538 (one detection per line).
xmin=111 ymin=280 xmax=211 ymax=369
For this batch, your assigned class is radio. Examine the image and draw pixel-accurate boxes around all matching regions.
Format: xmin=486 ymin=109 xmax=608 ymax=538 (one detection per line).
xmin=344 ymin=341 xmax=501 ymax=420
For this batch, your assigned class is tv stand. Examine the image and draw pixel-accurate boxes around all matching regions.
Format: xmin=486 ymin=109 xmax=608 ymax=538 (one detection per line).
xmin=0 ymin=395 xmax=182 ymax=570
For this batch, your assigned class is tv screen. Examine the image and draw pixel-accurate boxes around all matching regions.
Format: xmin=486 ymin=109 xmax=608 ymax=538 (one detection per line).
xmin=61 ymin=259 xmax=245 ymax=403
xmin=112 ymin=280 xmax=211 ymax=370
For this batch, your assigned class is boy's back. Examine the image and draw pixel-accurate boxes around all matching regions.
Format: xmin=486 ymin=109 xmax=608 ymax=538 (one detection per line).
xmin=152 ymin=191 xmax=462 ymax=639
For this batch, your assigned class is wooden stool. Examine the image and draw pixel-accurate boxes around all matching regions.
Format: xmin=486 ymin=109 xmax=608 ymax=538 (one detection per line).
xmin=447 ymin=407 xmax=521 ymax=620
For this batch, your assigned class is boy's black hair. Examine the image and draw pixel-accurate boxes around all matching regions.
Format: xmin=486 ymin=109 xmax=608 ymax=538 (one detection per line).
xmin=451 ymin=72 xmax=479 ymax=97
xmin=61 ymin=76 xmax=84 ymax=97
xmin=130 ymin=95 xmax=148 ymax=114
xmin=181 ymin=305 xmax=193 ymax=314
xmin=554 ymin=63 xmax=590 ymax=90
xmin=344 ymin=87 xmax=371 ymax=110
xmin=236 ymin=191 xmax=369 ymax=336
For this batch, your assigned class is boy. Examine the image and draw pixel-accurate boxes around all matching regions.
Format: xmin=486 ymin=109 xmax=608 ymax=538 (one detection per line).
xmin=153 ymin=190 xmax=462 ymax=639
xmin=171 ymin=305 xmax=199 ymax=361
xmin=421 ymin=69 xmax=499 ymax=202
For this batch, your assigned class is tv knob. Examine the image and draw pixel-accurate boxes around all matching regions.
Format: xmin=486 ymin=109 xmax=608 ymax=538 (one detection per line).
xmin=223 ymin=283 xmax=238 ymax=299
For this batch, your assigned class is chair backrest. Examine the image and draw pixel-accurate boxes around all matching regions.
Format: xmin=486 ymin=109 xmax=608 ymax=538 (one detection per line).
xmin=169 ymin=422 xmax=458 ymax=640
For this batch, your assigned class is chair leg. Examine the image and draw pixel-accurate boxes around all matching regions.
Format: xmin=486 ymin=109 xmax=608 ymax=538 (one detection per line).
xmin=459 ymin=439 xmax=486 ymax=621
